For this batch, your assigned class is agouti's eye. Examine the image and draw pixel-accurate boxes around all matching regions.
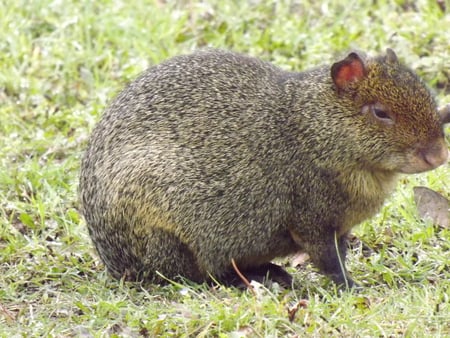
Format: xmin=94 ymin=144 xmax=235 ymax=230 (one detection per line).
xmin=373 ymin=108 xmax=389 ymax=120
xmin=370 ymin=104 xmax=394 ymax=124
xmin=373 ymin=108 xmax=390 ymax=119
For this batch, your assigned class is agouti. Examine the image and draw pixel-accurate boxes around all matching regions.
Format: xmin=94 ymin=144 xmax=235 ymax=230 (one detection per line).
xmin=79 ymin=48 xmax=448 ymax=288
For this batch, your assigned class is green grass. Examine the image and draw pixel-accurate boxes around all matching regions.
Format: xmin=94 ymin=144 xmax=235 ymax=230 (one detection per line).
xmin=1 ymin=0 xmax=450 ymax=336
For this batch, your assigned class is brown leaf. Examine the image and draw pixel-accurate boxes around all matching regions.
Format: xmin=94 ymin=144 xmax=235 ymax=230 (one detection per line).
xmin=438 ymin=104 xmax=450 ymax=124
xmin=287 ymin=299 xmax=309 ymax=322
xmin=413 ymin=186 xmax=449 ymax=228
xmin=235 ymin=325 xmax=255 ymax=336
xmin=290 ymin=252 xmax=310 ymax=267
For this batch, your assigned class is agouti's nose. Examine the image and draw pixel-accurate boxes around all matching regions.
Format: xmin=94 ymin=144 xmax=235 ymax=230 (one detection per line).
xmin=422 ymin=138 xmax=449 ymax=169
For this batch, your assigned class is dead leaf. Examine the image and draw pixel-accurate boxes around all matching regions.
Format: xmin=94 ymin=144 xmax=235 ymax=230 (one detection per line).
xmin=438 ymin=104 xmax=450 ymax=124
xmin=290 ymin=252 xmax=310 ymax=267
xmin=287 ymin=299 xmax=309 ymax=322
xmin=231 ymin=325 xmax=255 ymax=337
xmin=437 ymin=0 xmax=446 ymax=13
xmin=413 ymin=186 xmax=449 ymax=228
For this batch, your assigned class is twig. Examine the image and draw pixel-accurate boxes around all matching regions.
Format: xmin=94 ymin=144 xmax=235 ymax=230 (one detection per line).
xmin=231 ymin=258 xmax=256 ymax=296
xmin=0 ymin=302 xmax=15 ymax=323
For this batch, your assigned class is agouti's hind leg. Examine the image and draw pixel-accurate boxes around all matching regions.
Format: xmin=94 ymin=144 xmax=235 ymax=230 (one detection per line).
xmin=220 ymin=262 xmax=293 ymax=288
xmin=138 ymin=227 xmax=205 ymax=284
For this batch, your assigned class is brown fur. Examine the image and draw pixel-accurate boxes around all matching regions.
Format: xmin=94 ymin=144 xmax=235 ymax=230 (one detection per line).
xmin=79 ymin=49 xmax=448 ymax=287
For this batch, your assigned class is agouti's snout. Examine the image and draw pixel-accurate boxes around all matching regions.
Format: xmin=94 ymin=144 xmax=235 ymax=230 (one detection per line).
xmin=422 ymin=138 xmax=448 ymax=169
xmin=409 ymin=137 xmax=449 ymax=173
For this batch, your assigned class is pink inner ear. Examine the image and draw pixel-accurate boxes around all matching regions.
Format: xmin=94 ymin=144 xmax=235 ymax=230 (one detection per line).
xmin=335 ymin=59 xmax=365 ymax=89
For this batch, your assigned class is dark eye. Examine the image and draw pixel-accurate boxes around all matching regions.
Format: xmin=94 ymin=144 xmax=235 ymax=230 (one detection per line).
xmin=373 ymin=108 xmax=390 ymax=120
xmin=371 ymin=105 xmax=394 ymax=124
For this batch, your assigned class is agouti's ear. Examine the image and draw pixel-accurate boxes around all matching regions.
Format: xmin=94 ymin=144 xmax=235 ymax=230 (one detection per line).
xmin=331 ymin=52 xmax=367 ymax=92
xmin=439 ymin=104 xmax=450 ymax=124
xmin=385 ymin=48 xmax=399 ymax=65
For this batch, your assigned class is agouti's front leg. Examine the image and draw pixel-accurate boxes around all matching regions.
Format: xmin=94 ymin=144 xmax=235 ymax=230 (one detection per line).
xmin=291 ymin=229 xmax=355 ymax=288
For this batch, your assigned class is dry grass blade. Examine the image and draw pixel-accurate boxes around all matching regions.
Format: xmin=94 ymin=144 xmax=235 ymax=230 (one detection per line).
xmin=231 ymin=258 xmax=256 ymax=296
xmin=0 ymin=303 xmax=16 ymax=323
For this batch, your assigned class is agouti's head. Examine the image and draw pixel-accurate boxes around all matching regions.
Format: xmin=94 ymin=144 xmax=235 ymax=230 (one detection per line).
xmin=331 ymin=48 xmax=448 ymax=174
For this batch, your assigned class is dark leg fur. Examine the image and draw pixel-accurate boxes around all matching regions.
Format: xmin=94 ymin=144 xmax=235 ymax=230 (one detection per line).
xmin=219 ymin=262 xmax=293 ymax=288
xmin=307 ymin=232 xmax=355 ymax=288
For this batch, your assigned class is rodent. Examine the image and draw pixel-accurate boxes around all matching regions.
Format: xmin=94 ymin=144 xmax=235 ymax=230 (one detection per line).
xmin=79 ymin=48 xmax=449 ymax=288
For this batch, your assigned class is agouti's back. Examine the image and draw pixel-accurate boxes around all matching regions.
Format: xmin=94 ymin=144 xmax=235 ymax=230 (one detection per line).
xmin=80 ymin=49 xmax=448 ymax=287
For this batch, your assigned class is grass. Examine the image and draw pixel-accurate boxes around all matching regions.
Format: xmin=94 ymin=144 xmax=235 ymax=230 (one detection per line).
xmin=1 ymin=0 xmax=449 ymax=336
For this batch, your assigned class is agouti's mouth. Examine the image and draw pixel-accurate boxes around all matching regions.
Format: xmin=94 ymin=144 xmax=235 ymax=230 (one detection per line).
xmin=401 ymin=138 xmax=449 ymax=174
